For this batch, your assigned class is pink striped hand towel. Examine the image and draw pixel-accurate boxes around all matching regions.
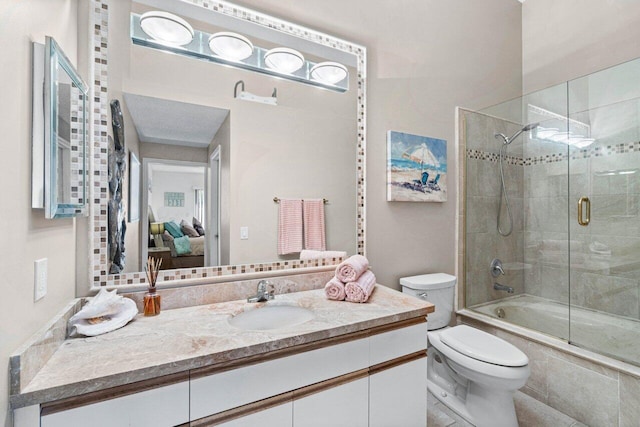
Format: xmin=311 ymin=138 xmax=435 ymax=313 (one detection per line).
xmin=335 ymin=254 xmax=369 ymax=282
xmin=324 ymin=276 xmax=346 ymax=301
xmin=303 ymin=199 xmax=326 ymax=251
xmin=345 ymin=270 xmax=376 ymax=303
xmin=278 ymin=199 xmax=303 ymax=255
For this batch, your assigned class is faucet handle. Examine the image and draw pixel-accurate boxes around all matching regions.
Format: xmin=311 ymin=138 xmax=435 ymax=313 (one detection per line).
xmin=490 ymin=259 xmax=506 ymax=277
xmin=266 ymin=282 xmax=275 ymax=298
xmin=257 ymin=280 xmax=275 ymax=296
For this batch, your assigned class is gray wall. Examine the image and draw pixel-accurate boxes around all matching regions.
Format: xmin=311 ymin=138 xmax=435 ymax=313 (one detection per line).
xmin=522 ymin=0 xmax=640 ymax=93
xmin=0 ymin=1 xmax=80 ymax=424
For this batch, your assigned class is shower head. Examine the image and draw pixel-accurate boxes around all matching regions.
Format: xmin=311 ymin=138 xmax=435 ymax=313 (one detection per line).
xmin=495 ymin=122 xmax=540 ymax=145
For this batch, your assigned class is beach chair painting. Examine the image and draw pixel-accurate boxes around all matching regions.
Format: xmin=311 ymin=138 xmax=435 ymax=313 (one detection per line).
xmin=387 ymin=130 xmax=447 ymax=202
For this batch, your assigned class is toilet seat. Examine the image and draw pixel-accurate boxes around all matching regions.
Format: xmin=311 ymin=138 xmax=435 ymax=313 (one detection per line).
xmin=438 ymin=325 xmax=528 ymax=367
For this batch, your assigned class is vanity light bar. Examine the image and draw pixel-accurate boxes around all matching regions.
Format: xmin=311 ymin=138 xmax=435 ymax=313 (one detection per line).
xmin=130 ymin=13 xmax=349 ymax=92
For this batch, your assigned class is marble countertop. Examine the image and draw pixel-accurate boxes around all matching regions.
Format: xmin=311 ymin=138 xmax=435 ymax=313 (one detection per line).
xmin=12 ymin=285 xmax=433 ymax=408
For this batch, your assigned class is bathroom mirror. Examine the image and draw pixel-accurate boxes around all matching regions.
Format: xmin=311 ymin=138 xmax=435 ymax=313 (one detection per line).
xmin=32 ymin=36 xmax=88 ymax=218
xmin=87 ymin=0 xmax=366 ymax=288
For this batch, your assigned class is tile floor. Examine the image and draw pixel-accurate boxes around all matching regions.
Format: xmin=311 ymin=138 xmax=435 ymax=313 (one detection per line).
xmin=427 ymin=390 xmax=587 ymax=427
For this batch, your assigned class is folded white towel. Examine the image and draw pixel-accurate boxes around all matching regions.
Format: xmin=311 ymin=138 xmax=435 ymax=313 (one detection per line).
xmin=324 ymin=277 xmax=346 ymax=301
xmin=335 ymin=254 xmax=369 ymax=282
xmin=300 ymin=250 xmax=347 ymax=261
xmin=345 ymin=270 xmax=376 ymax=303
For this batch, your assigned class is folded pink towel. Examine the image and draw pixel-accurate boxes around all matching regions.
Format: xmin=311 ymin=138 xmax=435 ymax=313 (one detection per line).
xmin=278 ymin=199 xmax=303 ymax=255
xmin=324 ymin=277 xmax=346 ymax=301
xmin=335 ymin=254 xmax=369 ymax=282
xmin=345 ymin=270 xmax=376 ymax=303
xmin=303 ymin=199 xmax=326 ymax=251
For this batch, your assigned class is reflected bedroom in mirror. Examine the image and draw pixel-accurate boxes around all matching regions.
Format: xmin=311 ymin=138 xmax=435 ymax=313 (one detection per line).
xmin=107 ymin=0 xmax=360 ymax=278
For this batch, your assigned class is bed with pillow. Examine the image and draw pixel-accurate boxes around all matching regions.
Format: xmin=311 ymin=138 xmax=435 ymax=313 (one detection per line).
xmin=159 ymin=218 xmax=206 ymax=269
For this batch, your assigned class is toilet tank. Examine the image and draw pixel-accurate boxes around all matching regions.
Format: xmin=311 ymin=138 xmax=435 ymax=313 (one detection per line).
xmin=400 ymin=273 xmax=456 ymax=330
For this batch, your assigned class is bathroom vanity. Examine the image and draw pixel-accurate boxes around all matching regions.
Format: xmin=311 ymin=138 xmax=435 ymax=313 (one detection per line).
xmin=11 ymin=286 xmax=433 ymax=427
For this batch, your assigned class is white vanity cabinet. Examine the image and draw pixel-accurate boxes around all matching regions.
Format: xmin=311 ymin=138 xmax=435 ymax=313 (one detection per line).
xmin=292 ymin=376 xmax=369 ymax=427
xmin=190 ymin=319 xmax=428 ymax=426
xmin=15 ymin=319 xmax=428 ymax=427
xmin=215 ymin=402 xmax=293 ymax=427
xmin=39 ymin=379 xmax=189 ymax=427
xmin=370 ymin=357 xmax=428 ymax=427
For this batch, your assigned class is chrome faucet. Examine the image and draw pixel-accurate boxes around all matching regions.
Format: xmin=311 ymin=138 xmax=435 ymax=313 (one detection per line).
xmin=493 ymin=282 xmax=514 ymax=293
xmin=490 ymin=258 xmax=506 ymax=278
xmin=247 ymin=280 xmax=275 ymax=303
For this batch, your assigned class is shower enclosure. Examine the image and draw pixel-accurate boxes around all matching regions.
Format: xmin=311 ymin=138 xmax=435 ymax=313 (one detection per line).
xmin=459 ymin=57 xmax=640 ymax=367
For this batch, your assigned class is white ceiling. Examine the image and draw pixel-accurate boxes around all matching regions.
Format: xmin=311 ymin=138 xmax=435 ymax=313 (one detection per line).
xmin=123 ymin=93 xmax=229 ymax=148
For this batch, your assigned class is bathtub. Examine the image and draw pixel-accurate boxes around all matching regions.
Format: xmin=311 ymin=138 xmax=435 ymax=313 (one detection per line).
xmin=469 ymin=294 xmax=640 ymax=367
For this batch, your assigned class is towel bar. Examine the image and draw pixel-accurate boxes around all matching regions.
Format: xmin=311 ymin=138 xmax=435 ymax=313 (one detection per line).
xmin=273 ymin=197 xmax=328 ymax=204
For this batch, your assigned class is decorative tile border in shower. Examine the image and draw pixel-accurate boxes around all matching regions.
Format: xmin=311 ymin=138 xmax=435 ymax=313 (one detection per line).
xmin=468 ymin=140 xmax=640 ymax=167
xmin=89 ymin=0 xmax=366 ymax=288
xmin=523 ymin=152 xmax=568 ymax=166
xmin=466 ymin=149 xmax=523 ymax=166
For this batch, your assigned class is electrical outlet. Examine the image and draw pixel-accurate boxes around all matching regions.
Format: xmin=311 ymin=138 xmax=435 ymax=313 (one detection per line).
xmin=240 ymin=227 xmax=249 ymax=240
xmin=34 ymin=258 xmax=47 ymax=301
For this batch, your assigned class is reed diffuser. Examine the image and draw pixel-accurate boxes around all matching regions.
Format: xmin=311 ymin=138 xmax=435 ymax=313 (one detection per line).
xmin=144 ymin=256 xmax=162 ymax=316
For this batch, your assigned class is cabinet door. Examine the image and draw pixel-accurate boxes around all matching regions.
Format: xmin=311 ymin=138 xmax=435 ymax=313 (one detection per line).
xmin=293 ymin=377 xmax=368 ymax=427
xmin=41 ymin=381 xmax=189 ymax=427
xmin=217 ymin=402 xmax=292 ymax=427
xmin=369 ymin=358 xmax=427 ymax=427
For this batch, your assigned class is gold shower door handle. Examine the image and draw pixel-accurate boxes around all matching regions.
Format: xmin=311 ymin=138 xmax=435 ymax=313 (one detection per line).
xmin=578 ymin=197 xmax=590 ymax=226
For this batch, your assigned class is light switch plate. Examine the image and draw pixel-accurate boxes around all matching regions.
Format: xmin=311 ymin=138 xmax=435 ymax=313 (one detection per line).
xmin=34 ymin=258 xmax=47 ymax=301
xmin=240 ymin=227 xmax=249 ymax=240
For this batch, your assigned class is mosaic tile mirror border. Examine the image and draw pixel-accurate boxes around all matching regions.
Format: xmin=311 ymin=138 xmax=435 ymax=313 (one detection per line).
xmin=88 ymin=0 xmax=367 ymax=288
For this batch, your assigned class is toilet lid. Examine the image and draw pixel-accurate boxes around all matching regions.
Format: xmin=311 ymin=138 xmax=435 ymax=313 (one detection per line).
xmin=439 ymin=325 xmax=529 ymax=367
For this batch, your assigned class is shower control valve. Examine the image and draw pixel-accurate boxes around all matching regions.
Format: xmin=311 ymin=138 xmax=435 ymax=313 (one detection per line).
xmin=490 ymin=258 xmax=505 ymax=278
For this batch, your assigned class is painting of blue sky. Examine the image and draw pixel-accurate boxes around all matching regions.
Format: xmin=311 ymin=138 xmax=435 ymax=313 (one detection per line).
xmin=387 ymin=131 xmax=447 ymax=202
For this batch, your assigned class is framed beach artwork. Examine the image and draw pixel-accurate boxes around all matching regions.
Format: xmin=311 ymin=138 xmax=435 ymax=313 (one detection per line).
xmin=387 ymin=131 xmax=447 ymax=202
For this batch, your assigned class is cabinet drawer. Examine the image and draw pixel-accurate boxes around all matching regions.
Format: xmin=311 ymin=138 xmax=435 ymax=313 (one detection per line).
xmin=369 ymin=322 xmax=427 ymax=365
xmin=190 ymin=336 xmax=369 ymax=420
xmin=293 ymin=377 xmax=368 ymax=427
xmin=215 ymin=402 xmax=292 ymax=427
xmin=41 ymin=380 xmax=189 ymax=427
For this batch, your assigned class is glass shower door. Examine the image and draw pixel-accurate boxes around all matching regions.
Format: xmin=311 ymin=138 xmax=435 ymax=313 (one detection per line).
xmin=567 ymin=58 xmax=640 ymax=366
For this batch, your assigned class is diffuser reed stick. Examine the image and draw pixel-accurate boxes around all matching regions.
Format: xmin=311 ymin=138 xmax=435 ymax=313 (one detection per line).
xmin=143 ymin=256 xmax=162 ymax=316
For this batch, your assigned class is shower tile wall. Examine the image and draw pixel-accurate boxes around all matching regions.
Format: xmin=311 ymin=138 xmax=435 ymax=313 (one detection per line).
xmin=569 ymin=143 xmax=640 ymax=320
xmin=522 ymin=138 xmax=570 ymax=313
xmin=463 ymin=110 xmax=525 ymax=306
xmin=523 ymin=97 xmax=640 ymax=323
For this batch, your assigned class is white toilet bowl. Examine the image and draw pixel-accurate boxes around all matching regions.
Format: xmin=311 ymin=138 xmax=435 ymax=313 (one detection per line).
xmin=400 ymin=273 xmax=530 ymax=427
xmin=427 ymin=325 xmax=530 ymax=427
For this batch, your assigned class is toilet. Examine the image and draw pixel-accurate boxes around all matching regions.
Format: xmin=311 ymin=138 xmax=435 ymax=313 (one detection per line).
xmin=401 ymin=273 xmax=530 ymax=427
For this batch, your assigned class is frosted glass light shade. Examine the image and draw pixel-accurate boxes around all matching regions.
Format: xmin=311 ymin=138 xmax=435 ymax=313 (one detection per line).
xmin=264 ymin=47 xmax=304 ymax=74
xmin=208 ymin=32 xmax=254 ymax=61
xmin=311 ymin=62 xmax=348 ymax=84
xmin=140 ymin=11 xmax=194 ymax=46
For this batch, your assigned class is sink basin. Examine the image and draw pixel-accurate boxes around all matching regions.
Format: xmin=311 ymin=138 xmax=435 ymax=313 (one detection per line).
xmin=228 ymin=305 xmax=315 ymax=331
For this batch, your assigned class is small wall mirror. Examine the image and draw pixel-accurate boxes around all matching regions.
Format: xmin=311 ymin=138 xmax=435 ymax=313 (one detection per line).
xmin=32 ymin=36 xmax=89 ymax=218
